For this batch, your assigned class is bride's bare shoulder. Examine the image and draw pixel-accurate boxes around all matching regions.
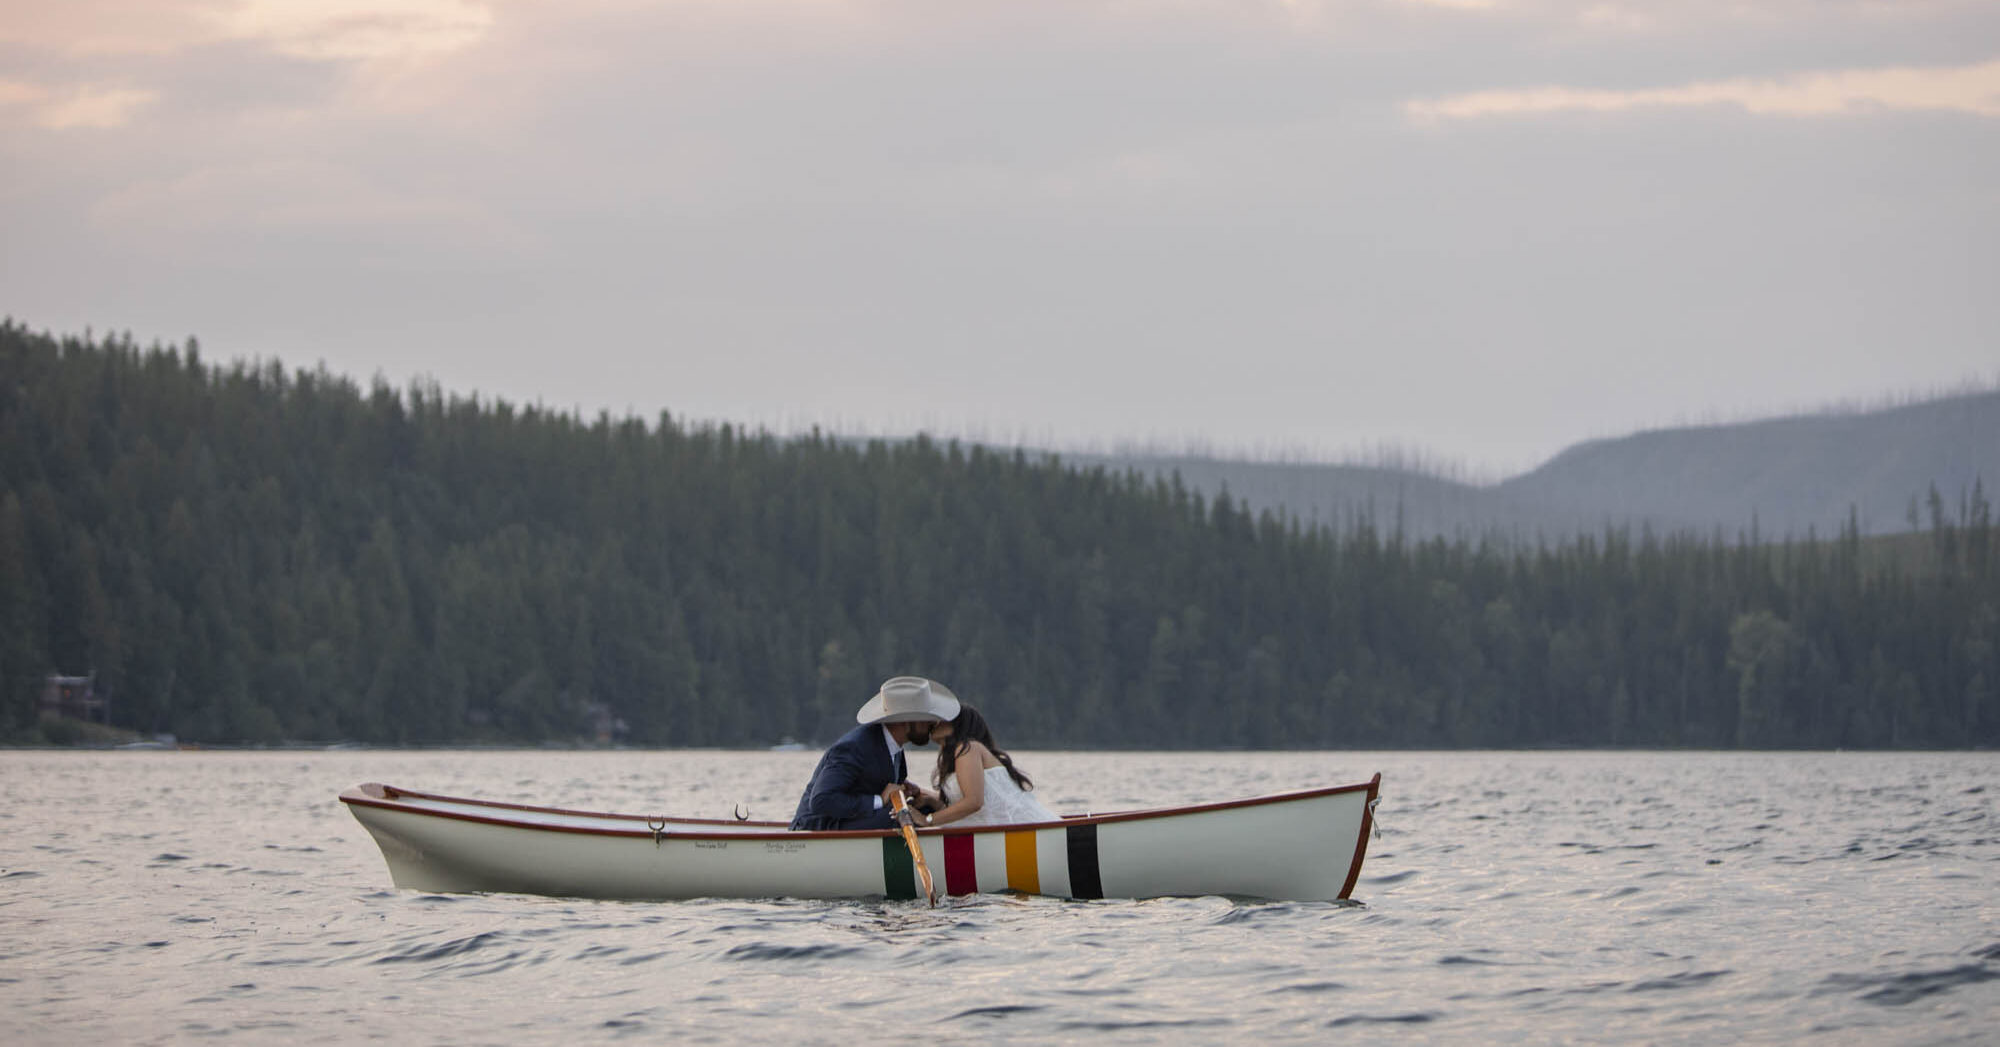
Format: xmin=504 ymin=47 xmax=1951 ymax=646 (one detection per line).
xmin=962 ymin=739 xmax=999 ymax=767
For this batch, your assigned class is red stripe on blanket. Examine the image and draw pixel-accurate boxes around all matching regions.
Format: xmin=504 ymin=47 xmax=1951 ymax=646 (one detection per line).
xmin=943 ymin=833 xmax=978 ymax=896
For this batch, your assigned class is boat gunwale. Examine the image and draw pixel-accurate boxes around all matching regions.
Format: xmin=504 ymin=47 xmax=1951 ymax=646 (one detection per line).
xmin=338 ymin=775 xmax=1383 ymax=843
xmin=348 ymin=782 xmax=787 ymax=826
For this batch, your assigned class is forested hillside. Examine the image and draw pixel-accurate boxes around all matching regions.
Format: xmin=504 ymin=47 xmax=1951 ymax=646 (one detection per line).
xmin=3 ymin=323 xmax=1995 ymax=748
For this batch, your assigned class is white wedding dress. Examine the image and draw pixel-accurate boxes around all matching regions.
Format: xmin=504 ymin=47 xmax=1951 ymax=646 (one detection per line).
xmin=941 ymin=765 xmax=1059 ymax=827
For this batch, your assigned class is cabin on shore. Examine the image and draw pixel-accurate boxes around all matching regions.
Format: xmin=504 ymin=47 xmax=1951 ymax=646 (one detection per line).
xmin=39 ymin=672 xmax=109 ymax=724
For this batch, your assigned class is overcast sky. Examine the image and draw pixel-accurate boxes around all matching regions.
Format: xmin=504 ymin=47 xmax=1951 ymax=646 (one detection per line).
xmin=3 ymin=1 xmax=1995 ymax=476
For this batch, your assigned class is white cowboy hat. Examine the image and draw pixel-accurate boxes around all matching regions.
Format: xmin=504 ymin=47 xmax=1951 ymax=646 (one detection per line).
xmin=856 ymin=676 xmax=961 ymax=725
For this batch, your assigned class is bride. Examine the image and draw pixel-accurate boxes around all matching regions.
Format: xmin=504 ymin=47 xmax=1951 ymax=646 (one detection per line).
xmin=925 ymin=704 xmax=1057 ymax=827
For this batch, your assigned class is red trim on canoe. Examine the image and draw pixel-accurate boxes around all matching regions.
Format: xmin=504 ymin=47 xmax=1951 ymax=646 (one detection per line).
xmin=1337 ymin=772 xmax=1382 ymax=900
xmin=338 ymin=778 xmax=1380 ymax=843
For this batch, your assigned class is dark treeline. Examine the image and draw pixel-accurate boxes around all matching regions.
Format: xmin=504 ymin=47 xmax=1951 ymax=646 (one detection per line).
xmin=3 ymin=323 xmax=1995 ymax=748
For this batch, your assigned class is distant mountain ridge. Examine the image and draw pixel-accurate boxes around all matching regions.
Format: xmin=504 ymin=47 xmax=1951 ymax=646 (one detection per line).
xmin=1065 ymin=391 xmax=1998 ymax=542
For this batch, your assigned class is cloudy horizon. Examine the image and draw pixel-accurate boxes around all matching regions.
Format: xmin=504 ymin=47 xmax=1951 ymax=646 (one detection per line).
xmin=4 ymin=0 xmax=1995 ymax=477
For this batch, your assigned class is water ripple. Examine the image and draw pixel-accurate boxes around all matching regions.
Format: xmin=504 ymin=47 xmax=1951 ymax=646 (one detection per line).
xmin=1438 ymin=954 xmax=1505 ymax=966
xmin=1058 ymin=1018 xmax=1231 ymax=1031
xmin=1326 ymin=1012 xmax=1439 ymax=1026
xmin=1629 ymin=970 xmax=1731 ymax=992
xmin=1267 ymin=981 xmax=1347 ymax=995
xmin=370 ymin=931 xmax=508 ymax=965
xmin=721 ymin=942 xmax=863 ymax=963
xmin=1821 ymin=964 xmax=2000 ymax=1006
xmin=945 ymin=1004 xmax=1045 ymax=1021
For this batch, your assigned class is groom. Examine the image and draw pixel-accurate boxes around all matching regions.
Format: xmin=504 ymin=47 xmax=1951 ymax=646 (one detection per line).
xmin=789 ymin=676 xmax=960 ymax=831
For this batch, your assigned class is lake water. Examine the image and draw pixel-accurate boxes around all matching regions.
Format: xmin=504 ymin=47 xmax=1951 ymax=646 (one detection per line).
xmin=2 ymin=750 xmax=1995 ymax=1044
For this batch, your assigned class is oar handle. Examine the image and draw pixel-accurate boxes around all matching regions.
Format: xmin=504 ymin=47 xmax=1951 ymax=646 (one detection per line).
xmin=888 ymin=790 xmax=938 ymax=906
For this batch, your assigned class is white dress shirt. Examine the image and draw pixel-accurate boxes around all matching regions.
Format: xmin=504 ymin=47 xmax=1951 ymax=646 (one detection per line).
xmin=872 ymin=725 xmax=904 ymax=809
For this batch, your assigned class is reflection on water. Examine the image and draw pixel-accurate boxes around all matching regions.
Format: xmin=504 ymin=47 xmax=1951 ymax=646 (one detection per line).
xmin=2 ymin=750 xmax=1995 ymax=1044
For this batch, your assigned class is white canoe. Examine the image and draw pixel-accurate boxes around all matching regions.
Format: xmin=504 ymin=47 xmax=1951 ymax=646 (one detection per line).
xmin=340 ymin=775 xmax=1382 ymax=903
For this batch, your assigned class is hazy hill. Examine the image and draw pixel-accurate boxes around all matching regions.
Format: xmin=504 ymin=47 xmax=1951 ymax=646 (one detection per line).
xmin=1496 ymin=391 xmax=1998 ymax=538
xmin=1055 ymin=453 xmax=1568 ymax=540
xmin=1075 ymin=391 xmax=1998 ymax=542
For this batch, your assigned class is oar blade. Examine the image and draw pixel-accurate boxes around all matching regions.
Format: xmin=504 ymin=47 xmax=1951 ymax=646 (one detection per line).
xmin=888 ymin=791 xmax=938 ymax=907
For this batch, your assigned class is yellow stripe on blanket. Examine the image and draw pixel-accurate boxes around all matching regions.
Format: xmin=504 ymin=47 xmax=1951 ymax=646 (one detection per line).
xmin=1004 ymin=829 xmax=1040 ymax=894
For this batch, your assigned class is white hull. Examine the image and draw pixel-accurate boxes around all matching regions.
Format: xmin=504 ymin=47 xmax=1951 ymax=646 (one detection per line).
xmin=341 ymin=775 xmax=1381 ymax=903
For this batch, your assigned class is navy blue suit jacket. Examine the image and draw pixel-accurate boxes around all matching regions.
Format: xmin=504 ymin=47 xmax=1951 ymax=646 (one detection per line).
xmin=790 ymin=724 xmax=903 ymax=831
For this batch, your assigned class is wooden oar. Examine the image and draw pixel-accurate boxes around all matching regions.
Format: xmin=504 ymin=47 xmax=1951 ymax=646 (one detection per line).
xmin=888 ymin=790 xmax=938 ymax=906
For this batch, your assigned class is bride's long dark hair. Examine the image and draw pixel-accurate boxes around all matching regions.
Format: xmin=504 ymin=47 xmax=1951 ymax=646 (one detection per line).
xmin=934 ymin=704 xmax=1034 ymax=793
